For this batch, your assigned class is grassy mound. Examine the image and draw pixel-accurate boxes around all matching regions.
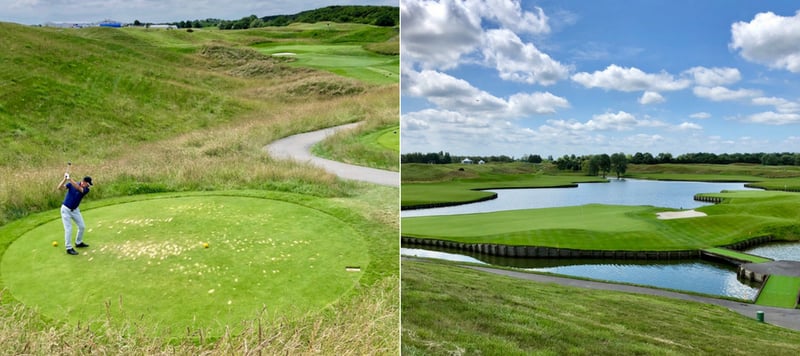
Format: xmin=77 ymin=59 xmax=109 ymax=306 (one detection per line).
xmin=402 ymin=260 xmax=800 ymax=355
xmin=3 ymin=192 xmax=369 ymax=336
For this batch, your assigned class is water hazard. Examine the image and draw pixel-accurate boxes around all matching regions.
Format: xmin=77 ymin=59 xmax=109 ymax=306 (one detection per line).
xmin=402 ymin=247 xmax=761 ymax=300
xmin=402 ymin=179 xmax=754 ymax=217
xmin=402 ymin=180 xmax=771 ymax=299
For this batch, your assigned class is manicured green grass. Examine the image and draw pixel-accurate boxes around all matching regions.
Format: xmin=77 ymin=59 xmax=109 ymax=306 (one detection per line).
xmin=703 ymin=248 xmax=773 ymax=263
xmin=254 ymin=43 xmax=398 ymax=84
xmin=372 ymin=125 xmax=399 ymax=151
xmin=402 ymin=260 xmax=800 ymax=355
xmin=2 ymin=191 xmax=370 ymax=336
xmin=401 ymin=163 xmax=605 ymax=207
xmin=756 ymin=275 xmax=800 ymax=308
xmin=402 ymin=191 xmax=800 ymax=250
xmin=313 ymin=120 xmax=399 ymax=171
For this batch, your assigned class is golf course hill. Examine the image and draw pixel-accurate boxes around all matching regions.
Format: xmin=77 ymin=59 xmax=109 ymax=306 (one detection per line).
xmin=0 ymin=11 xmax=398 ymax=354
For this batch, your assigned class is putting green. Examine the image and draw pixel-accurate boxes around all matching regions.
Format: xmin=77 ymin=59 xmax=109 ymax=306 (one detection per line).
xmin=2 ymin=194 xmax=369 ymax=336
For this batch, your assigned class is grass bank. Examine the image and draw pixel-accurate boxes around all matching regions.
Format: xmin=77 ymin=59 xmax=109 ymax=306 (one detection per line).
xmin=402 ymin=260 xmax=800 ymax=355
xmin=401 ymin=162 xmax=605 ymax=208
xmin=402 ymin=190 xmax=800 ymax=251
xmin=312 ymin=121 xmax=399 ymax=171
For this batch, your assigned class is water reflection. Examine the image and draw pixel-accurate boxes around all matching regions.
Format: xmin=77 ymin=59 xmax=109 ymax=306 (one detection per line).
xmin=744 ymin=242 xmax=800 ymax=262
xmin=402 ymin=247 xmax=760 ymax=300
xmin=403 ymin=179 xmax=755 ymax=217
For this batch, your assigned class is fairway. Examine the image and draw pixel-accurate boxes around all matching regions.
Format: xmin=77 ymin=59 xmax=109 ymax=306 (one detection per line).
xmin=373 ymin=125 xmax=399 ymax=151
xmin=2 ymin=193 xmax=369 ymax=336
xmin=256 ymin=43 xmax=399 ymax=84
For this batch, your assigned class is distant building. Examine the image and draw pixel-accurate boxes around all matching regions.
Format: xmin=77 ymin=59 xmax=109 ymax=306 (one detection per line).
xmin=98 ymin=20 xmax=122 ymax=27
xmin=461 ymin=158 xmax=473 ymax=164
xmin=478 ymin=160 xmax=485 ymax=164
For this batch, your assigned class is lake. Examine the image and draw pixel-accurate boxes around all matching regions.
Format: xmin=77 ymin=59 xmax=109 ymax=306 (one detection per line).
xmin=401 ymin=179 xmax=772 ymax=299
xmin=402 ymin=179 xmax=755 ymax=217
xmin=402 ymin=247 xmax=761 ymax=300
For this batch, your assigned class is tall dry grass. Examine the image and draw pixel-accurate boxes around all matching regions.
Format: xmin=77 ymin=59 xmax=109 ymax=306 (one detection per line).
xmin=0 ymin=276 xmax=399 ymax=355
xmin=0 ymin=84 xmax=398 ymax=225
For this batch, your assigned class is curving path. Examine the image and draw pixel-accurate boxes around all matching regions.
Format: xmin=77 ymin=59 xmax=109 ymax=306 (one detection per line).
xmin=265 ymin=122 xmax=399 ymax=187
xmin=461 ymin=264 xmax=800 ymax=331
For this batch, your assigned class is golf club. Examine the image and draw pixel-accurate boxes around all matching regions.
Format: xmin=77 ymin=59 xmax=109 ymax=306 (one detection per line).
xmin=65 ymin=161 xmax=71 ymax=179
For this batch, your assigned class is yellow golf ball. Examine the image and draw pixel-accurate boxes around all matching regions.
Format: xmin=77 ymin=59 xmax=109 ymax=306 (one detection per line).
xmin=203 ymin=242 xmax=209 ymax=248
xmin=52 ymin=241 xmax=58 ymax=247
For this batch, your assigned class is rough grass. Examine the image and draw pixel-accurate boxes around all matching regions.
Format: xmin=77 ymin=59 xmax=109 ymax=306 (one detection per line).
xmin=402 ymin=260 xmax=800 ymax=355
xmin=0 ymin=275 xmax=398 ymax=355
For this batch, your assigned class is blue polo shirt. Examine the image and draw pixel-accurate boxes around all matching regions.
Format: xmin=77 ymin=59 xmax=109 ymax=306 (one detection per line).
xmin=63 ymin=182 xmax=89 ymax=210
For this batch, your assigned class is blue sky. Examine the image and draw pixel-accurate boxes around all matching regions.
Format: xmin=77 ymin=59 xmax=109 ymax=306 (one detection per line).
xmin=0 ymin=0 xmax=395 ymax=25
xmin=401 ymin=0 xmax=800 ymax=158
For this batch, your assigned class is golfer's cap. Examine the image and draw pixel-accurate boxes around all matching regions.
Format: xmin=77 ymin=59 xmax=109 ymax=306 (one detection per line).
xmin=83 ymin=176 xmax=93 ymax=185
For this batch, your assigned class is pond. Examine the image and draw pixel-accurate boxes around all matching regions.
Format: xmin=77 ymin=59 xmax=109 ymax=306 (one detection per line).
xmin=744 ymin=242 xmax=800 ymax=262
xmin=402 ymin=247 xmax=761 ymax=300
xmin=402 ymin=179 xmax=755 ymax=217
xmin=401 ymin=179 xmax=772 ymax=299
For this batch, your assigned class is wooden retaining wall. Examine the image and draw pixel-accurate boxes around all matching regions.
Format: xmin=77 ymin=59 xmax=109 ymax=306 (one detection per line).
xmin=693 ymin=194 xmax=723 ymax=204
xmin=401 ymin=236 xmax=699 ymax=260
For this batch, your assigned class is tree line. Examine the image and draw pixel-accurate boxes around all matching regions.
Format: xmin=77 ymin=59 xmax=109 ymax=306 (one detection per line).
xmin=168 ymin=6 xmax=398 ymax=30
xmin=403 ymin=151 xmax=800 ymax=169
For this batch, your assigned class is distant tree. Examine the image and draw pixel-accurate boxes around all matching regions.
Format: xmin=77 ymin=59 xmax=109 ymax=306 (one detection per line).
xmin=656 ymin=152 xmax=672 ymax=163
xmin=133 ymin=19 xmax=142 ymax=26
xmin=611 ymin=153 xmax=628 ymax=179
xmin=598 ymin=154 xmax=611 ymax=178
xmin=527 ymin=154 xmax=543 ymax=164
xmin=584 ymin=156 xmax=600 ymax=176
xmin=374 ymin=14 xmax=395 ymax=26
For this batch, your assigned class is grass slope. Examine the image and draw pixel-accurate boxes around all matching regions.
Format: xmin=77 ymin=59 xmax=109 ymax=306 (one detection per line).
xmin=402 ymin=260 xmax=800 ymax=355
xmin=402 ymin=191 xmax=800 ymax=250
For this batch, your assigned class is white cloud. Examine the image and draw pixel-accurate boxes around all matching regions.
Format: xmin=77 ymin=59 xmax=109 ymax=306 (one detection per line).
xmin=508 ymin=92 xmax=570 ymax=115
xmin=639 ymin=91 xmax=665 ymax=105
xmin=730 ymin=10 xmax=800 ymax=73
xmin=752 ymin=97 xmax=800 ymax=114
xmin=690 ymin=112 xmax=712 ymax=119
xmin=676 ymin=122 xmax=703 ymax=131
xmin=683 ymin=66 xmax=741 ymax=86
xmin=403 ymin=69 xmax=569 ymax=118
xmin=547 ymin=111 xmax=638 ymax=132
xmin=472 ymin=0 xmax=550 ymax=35
xmin=693 ymin=86 xmax=761 ymax=102
xmin=482 ymin=29 xmax=570 ymax=85
xmin=572 ymin=65 xmax=691 ymax=92
xmin=744 ymin=112 xmax=800 ymax=125
xmin=400 ymin=0 xmax=484 ymax=70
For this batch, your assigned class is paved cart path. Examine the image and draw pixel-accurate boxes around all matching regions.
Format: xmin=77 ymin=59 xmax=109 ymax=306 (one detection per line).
xmin=265 ymin=122 xmax=399 ymax=187
xmin=460 ymin=265 xmax=800 ymax=331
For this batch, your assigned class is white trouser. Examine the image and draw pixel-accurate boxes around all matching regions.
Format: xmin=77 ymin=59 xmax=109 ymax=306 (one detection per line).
xmin=61 ymin=205 xmax=85 ymax=249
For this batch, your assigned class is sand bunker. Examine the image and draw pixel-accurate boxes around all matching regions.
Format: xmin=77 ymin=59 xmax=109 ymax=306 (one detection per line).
xmin=656 ymin=210 xmax=707 ymax=220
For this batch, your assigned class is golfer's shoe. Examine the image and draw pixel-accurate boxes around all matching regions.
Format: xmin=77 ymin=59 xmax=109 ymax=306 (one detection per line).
xmin=75 ymin=242 xmax=90 ymax=248
xmin=66 ymin=248 xmax=79 ymax=255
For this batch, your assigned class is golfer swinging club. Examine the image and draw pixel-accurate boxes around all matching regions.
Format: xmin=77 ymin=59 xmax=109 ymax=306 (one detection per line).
xmin=57 ymin=171 xmax=93 ymax=255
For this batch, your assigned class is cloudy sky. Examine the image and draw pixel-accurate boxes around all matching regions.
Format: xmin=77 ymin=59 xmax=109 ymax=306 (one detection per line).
xmin=401 ymin=0 xmax=800 ymax=158
xmin=0 ymin=0 xmax=395 ymax=24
